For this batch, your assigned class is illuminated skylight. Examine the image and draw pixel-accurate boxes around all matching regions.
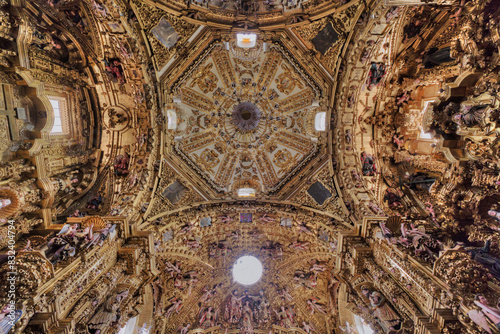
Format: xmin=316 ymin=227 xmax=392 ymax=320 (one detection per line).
xmin=232 ymin=256 xmax=263 ymax=285
xmin=315 ymin=112 xmax=326 ymax=131
xmin=237 ymin=188 xmax=256 ymax=198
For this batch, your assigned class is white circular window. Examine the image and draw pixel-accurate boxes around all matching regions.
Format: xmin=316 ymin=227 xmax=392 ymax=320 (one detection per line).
xmin=232 ymin=256 xmax=263 ymax=285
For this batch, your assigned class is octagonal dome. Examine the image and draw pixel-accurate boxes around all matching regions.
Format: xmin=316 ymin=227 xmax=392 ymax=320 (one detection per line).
xmin=169 ymin=42 xmax=325 ymax=195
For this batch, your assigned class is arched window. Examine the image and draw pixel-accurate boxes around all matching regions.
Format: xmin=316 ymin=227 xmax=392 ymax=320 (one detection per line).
xmin=117 ymin=316 xmax=138 ymax=334
xmin=49 ymin=97 xmax=68 ymax=134
xmin=420 ymin=99 xmax=434 ymax=139
xmin=166 ymin=109 xmax=177 ymax=130
xmin=237 ymin=33 xmax=257 ymax=48
xmin=314 ymin=112 xmax=326 ymax=131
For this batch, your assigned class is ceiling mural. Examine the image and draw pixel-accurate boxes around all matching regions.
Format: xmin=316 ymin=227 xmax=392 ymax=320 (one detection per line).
xmin=166 ymin=41 xmax=327 ymax=196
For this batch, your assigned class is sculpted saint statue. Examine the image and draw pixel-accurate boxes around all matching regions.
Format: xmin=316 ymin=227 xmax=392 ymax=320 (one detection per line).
xmin=361 ymin=287 xmax=402 ymax=332
xmin=88 ymin=287 xmax=129 ymax=334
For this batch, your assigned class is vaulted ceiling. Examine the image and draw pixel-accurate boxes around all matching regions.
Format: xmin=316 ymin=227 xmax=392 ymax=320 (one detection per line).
xmin=4 ymin=0 xmax=497 ymax=333
xmin=128 ymin=1 xmax=362 ymax=331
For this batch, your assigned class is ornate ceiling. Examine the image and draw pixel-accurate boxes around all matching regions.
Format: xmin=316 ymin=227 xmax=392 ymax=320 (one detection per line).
xmin=166 ymin=41 xmax=325 ymax=196
xmin=150 ymin=203 xmax=345 ymax=333
xmin=1 ymin=0 xmax=500 ymax=334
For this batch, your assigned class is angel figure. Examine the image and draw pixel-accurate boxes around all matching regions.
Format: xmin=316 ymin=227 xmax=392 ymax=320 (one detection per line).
xmin=164 ymin=261 xmax=181 ymax=277
xmin=199 ymin=306 xmax=218 ymax=328
xmin=57 ymin=223 xmax=78 ymax=236
xmin=329 ymin=276 xmax=339 ymax=289
xmin=345 ymin=129 xmax=353 ymax=144
xmin=307 ymin=298 xmax=326 ymax=315
xmin=73 ymin=224 xmax=94 ymax=240
xmin=297 ymin=222 xmax=314 ymax=234
xmin=401 ymin=223 xmax=433 ymax=239
xmin=279 ymin=286 xmax=294 ymax=302
xmin=177 ymin=323 xmax=191 ymax=334
xmin=260 ymin=214 xmax=275 ymax=223
xmin=20 ymin=240 xmax=33 ymax=252
xmin=165 ymin=298 xmax=183 ymax=319
xmin=302 ymin=321 xmax=317 ymax=333
xmin=284 ymin=306 xmax=297 ymax=327
xmin=179 ymin=219 xmax=196 ymax=235
xmin=339 ymin=321 xmax=355 ymax=334
xmin=424 ymin=202 xmax=439 ymax=227
xmin=273 ymin=306 xmax=290 ymax=328
xmin=200 ymin=285 xmax=218 ymax=305
xmin=274 ymin=306 xmax=293 ymax=328
xmin=0 ymin=198 xmax=11 ymax=209
xmin=256 ymin=290 xmax=271 ymax=324
xmin=471 ymin=294 xmax=500 ymax=333
xmin=241 ymin=301 xmax=254 ymax=334
xmin=393 ymin=135 xmax=404 ymax=150
xmin=289 ymin=240 xmax=309 ymax=251
xmin=396 ymin=90 xmax=411 ymax=106
xmin=225 ymin=289 xmax=244 ymax=324
xmin=488 ymin=204 xmax=500 ymax=222
xmin=89 ymin=224 xmax=116 ymax=247
xmin=218 ymin=215 xmax=234 ymax=223
xmin=187 ymin=239 xmax=202 ymax=250
xmin=310 ymin=260 xmax=326 ymax=273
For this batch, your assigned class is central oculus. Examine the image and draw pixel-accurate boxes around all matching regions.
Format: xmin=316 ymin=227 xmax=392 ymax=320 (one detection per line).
xmin=232 ymin=255 xmax=263 ymax=285
xmin=232 ymin=102 xmax=261 ymax=131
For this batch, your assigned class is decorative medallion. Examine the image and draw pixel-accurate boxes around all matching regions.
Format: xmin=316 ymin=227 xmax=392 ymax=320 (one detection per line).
xmin=232 ymin=102 xmax=261 ymax=132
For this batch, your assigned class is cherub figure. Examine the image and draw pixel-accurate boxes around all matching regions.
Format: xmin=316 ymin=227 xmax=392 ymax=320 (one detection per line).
xmin=393 ymin=135 xmax=404 ymax=150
